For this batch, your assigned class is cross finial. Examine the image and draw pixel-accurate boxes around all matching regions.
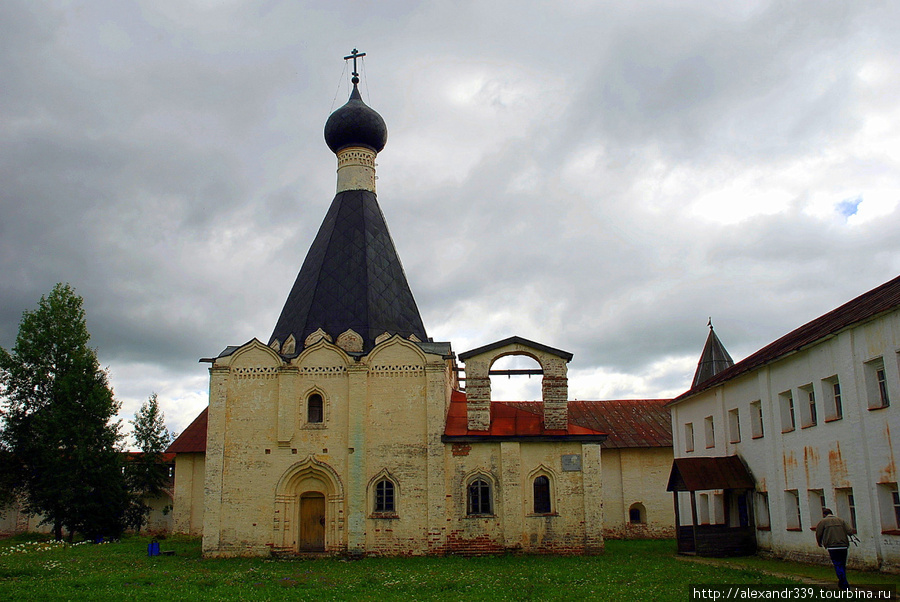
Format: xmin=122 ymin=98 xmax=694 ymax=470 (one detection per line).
xmin=344 ymin=48 xmax=366 ymax=84
xmin=708 ymin=317 xmax=713 ymax=329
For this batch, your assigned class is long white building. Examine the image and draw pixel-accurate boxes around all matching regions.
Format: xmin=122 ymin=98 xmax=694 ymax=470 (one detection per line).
xmin=668 ymin=275 xmax=900 ymax=570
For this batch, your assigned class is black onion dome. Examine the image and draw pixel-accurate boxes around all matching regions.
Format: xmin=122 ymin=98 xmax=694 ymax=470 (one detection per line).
xmin=324 ymin=84 xmax=387 ymax=154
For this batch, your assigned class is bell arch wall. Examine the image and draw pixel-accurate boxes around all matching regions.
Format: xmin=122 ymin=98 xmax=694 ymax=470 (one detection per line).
xmin=463 ymin=340 xmax=570 ymax=431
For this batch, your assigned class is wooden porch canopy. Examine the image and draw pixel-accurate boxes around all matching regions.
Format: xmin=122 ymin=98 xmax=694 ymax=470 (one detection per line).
xmin=667 ymin=456 xmax=756 ymax=557
xmin=666 ymin=456 xmax=754 ymax=492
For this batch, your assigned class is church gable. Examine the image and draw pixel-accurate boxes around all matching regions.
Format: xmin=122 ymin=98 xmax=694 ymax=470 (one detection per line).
xmin=294 ymin=339 xmax=351 ymax=374
xmin=224 ymin=338 xmax=283 ymax=369
xmin=366 ymin=335 xmax=428 ymax=369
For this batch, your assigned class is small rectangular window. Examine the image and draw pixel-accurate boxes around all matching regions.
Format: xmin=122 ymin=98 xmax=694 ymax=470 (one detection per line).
xmin=822 ymin=376 xmax=843 ymax=421
xmin=780 ymin=390 xmax=795 ymax=433
xmin=876 ymin=483 xmax=900 ymax=533
xmin=728 ymin=408 xmax=741 ymax=443
xmin=684 ymin=422 xmax=694 ymax=453
xmin=785 ymin=490 xmax=801 ymax=530
xmin=756 ymin=492 xmax=770 ymax=529
xmin=750 ymin=401 xmax=764 ymax=438
xmin=865 ymin=357 xmax=890 ymax=409
xmin=808 ymin=489 xmax=825 ymax=526
xmin=698 ymin=492 xmax=710 ymax=525
xmin=799 ymin=384 xmax=817 ymax=428
xmin=704 ymin=416 xmax=715 ymax=449
xmin=835 ymin=487 xmax=857 ymax=531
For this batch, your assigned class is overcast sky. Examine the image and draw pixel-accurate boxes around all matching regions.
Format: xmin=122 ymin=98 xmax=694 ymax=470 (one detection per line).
xmin=2 ymin=1 xmax=899 ymax=439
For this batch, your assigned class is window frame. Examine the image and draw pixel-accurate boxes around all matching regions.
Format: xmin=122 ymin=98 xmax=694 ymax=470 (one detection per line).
xmin=728 ymin=408 xmax=741 ymax=443
xmin=704 ymin=415 xmax=715 ymax=449
xmin=822 ymin=376 xmax=843 ymax=422
xmin=784 ymin=489 xmax=801 ymax=531
xmin=750 ymin=401 xmax=764 ymax=439
xmin=684 ymin=422 xmax=695 ymax=453
xmin=374 ymin=478 xmax=396 ymax=514
xmin=780 ymin=390 xmax=796 ymax=433
xmin=306 ymin=392 xmax=325 ymax=424
xmin=466 ymin=476 xmax=494 ymax=516
xmin=532 ymin=475 xmax=553 ymax=515
xmin=799 ymin=383 xmax=817 ymax=428
xmin=865 ymin=357 xmax=890 ymax=410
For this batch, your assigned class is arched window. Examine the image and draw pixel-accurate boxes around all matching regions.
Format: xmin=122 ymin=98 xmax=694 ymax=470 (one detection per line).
xmin=629 ymin=502 xmax=646 ymax=524
xmin=467 ymin=478 xmax=492 ymax=515
xmin=307 ymin=393 xmax=323 ymax=423
xmin=374 ymin=479 xmax=395 ymax=513
xmin=533 ymin=475 xmax=552 ymax=514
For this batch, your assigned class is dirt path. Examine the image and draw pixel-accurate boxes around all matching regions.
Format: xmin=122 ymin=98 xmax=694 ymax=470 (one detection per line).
xmin=676 ymin=555 xmax=835 ymax=586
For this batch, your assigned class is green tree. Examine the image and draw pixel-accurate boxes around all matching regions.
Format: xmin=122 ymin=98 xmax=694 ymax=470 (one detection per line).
xmin=126 ymin=392 xmax=172 ymax=532
xmin=0 ymin=283 xmax=128 ymax=540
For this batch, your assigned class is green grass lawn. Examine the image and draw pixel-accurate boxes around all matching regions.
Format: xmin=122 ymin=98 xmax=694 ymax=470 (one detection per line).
xmin=0 ymin=534 xmax=893 ymax=601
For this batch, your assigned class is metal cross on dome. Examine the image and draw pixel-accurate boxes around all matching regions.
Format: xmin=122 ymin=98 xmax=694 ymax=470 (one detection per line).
xmin=343 ymin=48 xmax=366 ymax=82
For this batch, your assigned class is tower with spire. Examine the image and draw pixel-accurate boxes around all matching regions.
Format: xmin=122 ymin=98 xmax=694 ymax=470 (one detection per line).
xmin=269 ymin=56 xmax=427 ymax=355
xmin=691 ymin=320 xmax=734 ymax=388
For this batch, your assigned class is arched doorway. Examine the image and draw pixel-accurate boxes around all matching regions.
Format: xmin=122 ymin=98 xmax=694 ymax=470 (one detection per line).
xmin=274 ymin=456 xmax=344 ymax=554
xmin=299 ymin=492 xmax=326 ymax=552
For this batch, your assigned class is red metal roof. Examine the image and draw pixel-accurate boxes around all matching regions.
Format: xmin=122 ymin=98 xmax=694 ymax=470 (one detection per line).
xmin=166 ymin=407 xmax=208 ymax=454
xmin=502 ymin=399 xmax=672 ymax=448
xmin=444 ymin=390 xmax=606 ymax=438
xmin=444 ymin=391 xmax=672 ymax=445
xmin=672 ymin=274 xmax=900 ymax=404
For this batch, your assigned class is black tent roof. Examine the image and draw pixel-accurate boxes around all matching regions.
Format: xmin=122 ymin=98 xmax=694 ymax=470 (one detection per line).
xmin=269 ymin=188 xmax=427 ymax=354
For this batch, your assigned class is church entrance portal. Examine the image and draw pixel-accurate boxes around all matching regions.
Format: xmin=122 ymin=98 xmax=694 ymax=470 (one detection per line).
xmin=299 ymin=492 xmax=326 ymax=552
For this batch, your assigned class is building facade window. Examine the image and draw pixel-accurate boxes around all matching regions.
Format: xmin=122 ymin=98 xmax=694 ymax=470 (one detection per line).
xmin=698 ymin=493 xmax=710 ymax=525
xmin=808 ymin=489 xmax=826 ymax=526
xmin=628 ymin=502 xmax=646 ymax=524
xmin=307 ymin=393 xmax=324 ymax=423
xmin=780 ymin=390 xmax=795 ymax=433
xmin=704 ymin=416 xmax=715 ymax=449
xmin=865 ymin=357 xmax=890 ymax=409
xmin=750 ymin=401 xmax=764 ymax=438
xmin=876 ymin=483 xmax=900 ymax=533
xmin=533 ymin=476 xmax=552 ymax=514
xmin=756 ymin=492 xmax=770 ymax=529
xmin=467 ymin=477 xmax=493 ymax=515
xmin=728 ymin=408 xmax=741 ymax=443
xmin=835 ymin=487 xmax=857 ymax=531
xmin=799 ymin=384 xmax=817 ymax=427
xmin=684 ymin=422 xmax=694 ymax=453
xmin=785 ymin=490 xmax=801 ymax=530
xmin=374 ymin=478 xmax=395 ymax=513
xmin=822 ymin=376 xmax=843 ymax=421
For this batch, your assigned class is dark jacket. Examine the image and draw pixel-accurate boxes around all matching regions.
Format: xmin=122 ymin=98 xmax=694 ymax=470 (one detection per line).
xmin=816 ymin=515 xmax=853 ymax=548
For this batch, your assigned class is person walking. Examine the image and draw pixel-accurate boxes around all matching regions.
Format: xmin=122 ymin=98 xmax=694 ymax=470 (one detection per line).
xmin=815 ymin=508 xmax=854 ymax=590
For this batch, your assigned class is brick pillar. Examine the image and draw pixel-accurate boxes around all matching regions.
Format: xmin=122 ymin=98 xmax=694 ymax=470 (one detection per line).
xmin=277 ymin=365 xmax=297 ymax=445
xmin=465 ymin=356 xmax=491 ymax=431
xmin=202 ymin=365 xmax=229 ymax=555
xmin=542 ymin=357 xmax=568 ymax=430
xmin=581 ymin=442 xmax=604 ymax=553
xmin=346 ymin=363 xmax=368 ymax=554
xmin=466 ymin=375 xmax=491 ymax=431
